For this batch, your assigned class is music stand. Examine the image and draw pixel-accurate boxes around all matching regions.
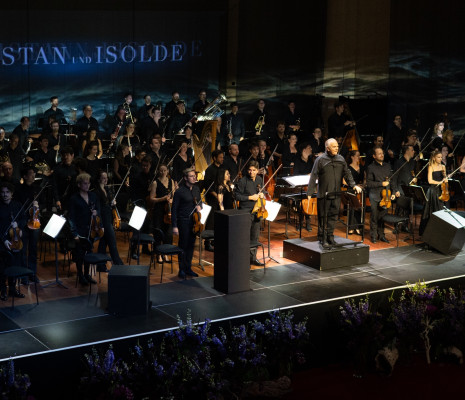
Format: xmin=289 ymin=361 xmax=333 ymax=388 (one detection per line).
xmin=129 ymin=206 xmax=147 ymax=265
xmin=264 ymin=201 xmax=281 ymax=263
xmin=42 ymin=214 xmax=67 ymax=289
xmin=282 ymin=174 xmax=311 ymax=238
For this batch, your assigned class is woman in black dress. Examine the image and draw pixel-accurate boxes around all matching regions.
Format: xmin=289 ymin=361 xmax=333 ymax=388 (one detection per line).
xmin=216 ymin=168 xmax=235 ymax=211
xmin=148 ymin=164 xmax=177 ymax=261
xmin=95 ymin=170 xmax=124 ymax=266
xmin=346 ymin=150 xmax=366 ymax=235
xmin=282 ymin=133 xmax=298 ymax=175
xmin=172 ymin=141 xmax=193 ymax=183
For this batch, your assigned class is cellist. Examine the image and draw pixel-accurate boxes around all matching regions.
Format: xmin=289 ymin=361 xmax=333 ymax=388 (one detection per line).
xmin=234 ymin=160 xmax=265 ymax=266
xmin=294 ymin=143 xmax=314 ymax=231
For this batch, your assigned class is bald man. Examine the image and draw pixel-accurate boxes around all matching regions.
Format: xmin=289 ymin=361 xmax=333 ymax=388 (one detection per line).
xmin=307 ymin=139 xmax=362 ymax=247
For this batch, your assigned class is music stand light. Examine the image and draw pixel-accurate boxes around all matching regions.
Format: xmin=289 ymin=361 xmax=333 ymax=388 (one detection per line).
xmin=42 ymin=214 xmax=68 ymax=289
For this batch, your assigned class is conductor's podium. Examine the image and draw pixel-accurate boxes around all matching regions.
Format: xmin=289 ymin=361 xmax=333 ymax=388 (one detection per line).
xmin=283 ymin=236 xmax=369 ymax=270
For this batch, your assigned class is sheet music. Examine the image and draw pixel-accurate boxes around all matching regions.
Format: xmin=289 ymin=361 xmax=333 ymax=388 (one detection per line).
xmin=282 ymin=174 xmax=312 ymax=187
xmin=43 ymin=214 xmax=66 ymax=238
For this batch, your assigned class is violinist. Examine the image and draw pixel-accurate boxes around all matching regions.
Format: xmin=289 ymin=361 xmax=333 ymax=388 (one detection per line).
xmin=146 ymin=137 xmax=165 ymax=175
xmin=234 ymin=160 xmax=265 ymax=266
xmin=172 ymin=167 xmax=201 ymax=279
xmin=347 ymin=150 xmax=366 ymax=235
xmin=149 ymin=164 xmax=176 ymax=262
xmin=15 ymin=166 xmax=44 ymax=283
xmin=419 ymin=150 xmax=447 ymax=237
xmin=82 ymin=129 xmax=103 ymax=159
xmin=268 ymin=122 xmax=287 ymax=168
xmin=294 ymin=143 xmax=314 ymax=232
xmin=94 ymin=170 xmax=124 ymax=266
xmin=366 ymin=147 xmax=393 ymax=244
xmin=0 ymin=182 xmax=26 ymax=300
xmin=141 ymin=105 xmax=164 ymax=145
xmin=431 ymin=121 xmax=445 ymax=151
xmin=258 ymin=140 xmax=270 ymax=173
xmin=307 ymin=139 xmax=362 ymax=247
xmin=68 ymin=173 xmax=103 ymax=286
xmin=84 ymin=141 xmax=101 ymax=182
xmin=117 ymin=123 xmax=140 ymax=156
xmin=391 ymin=145 xmax=417 ymax=233
xmin=217 ymin=169 xmax=235 ymax=210
xmin=113 ymin=144 xmax=131 ymax=212
xmin=223 ymin=143 xmax=242 ymax=182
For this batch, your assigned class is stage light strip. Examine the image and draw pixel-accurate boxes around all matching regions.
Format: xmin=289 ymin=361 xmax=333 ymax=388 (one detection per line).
xmin=3 ymin=272 xmax=465 ymax=363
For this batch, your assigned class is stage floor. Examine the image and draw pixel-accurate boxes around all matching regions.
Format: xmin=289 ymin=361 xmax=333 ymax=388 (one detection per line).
xmin=2 ymin=243 xmax=465 ymax=361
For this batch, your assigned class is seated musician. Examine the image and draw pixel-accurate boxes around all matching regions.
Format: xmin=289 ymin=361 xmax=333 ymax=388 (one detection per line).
xmin=282 ymin=133 xmax=298 ymax=174
xmin=307 ymin=139 xmax=362 ymax=247
xmin=346 ymin=150 xmax=365 ymax=235
xmin=68 ymin=173 xmax=103 ymax=286
xmin=234 ymin=160 xmax=265 ymax=266
xmin=294 ymin=143 xmax=314 ymax=232
xmin=32 ymin=135 xmax=55 ymax=176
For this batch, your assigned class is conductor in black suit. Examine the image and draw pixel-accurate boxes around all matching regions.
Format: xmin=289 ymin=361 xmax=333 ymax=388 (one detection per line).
xmin=307 ymin=138 xmax=362 ymax=247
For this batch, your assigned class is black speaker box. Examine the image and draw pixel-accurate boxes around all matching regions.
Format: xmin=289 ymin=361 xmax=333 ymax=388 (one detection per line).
xmin=422 ymin=210 xmax=465 ymax=255
xmin=214 ymin=209 xmax=251 ymax=294
xmin=108 ymin=265 xmax=150 ymax=316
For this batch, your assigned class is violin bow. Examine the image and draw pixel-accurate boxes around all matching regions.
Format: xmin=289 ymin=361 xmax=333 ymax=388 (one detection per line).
xmin=435 ymin=164 xmax=462 ymax=188
xmin=232 ymin=153 xmax=254 ymax=184
xmin=189 ymin=180 xmax=215 ymax=217
xmin=257 ymin=164 xmax=283 ymax=194
xmin=113 ymin=166 xmax=131 ymax=202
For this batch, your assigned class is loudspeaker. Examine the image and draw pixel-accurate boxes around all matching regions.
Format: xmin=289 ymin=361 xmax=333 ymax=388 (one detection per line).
xmin=422 ymin=210 xmax=465 ymax=255
xmin=214 ymin=209 xmax=251 ymax=294
xmin=108 ymin=265 xmax=150 ymax=316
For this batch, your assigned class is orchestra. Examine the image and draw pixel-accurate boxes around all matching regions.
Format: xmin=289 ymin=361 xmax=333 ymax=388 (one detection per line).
xmin=1 ymin=89 xmax=464 ymax=301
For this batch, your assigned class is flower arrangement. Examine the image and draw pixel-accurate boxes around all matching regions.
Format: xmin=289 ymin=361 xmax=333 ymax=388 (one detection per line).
xmin=339 ymin=296 xmax=384 ymax=375
xmin=79 ymin=310 xmax=309 ymax=399
xmin=0 ymin=360 xmax=31 ymax=400
xmin=390 ymin=281 xmax=441 ymax=364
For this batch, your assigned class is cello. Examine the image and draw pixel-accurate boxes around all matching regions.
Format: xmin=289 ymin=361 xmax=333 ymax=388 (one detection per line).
xmin=263 ymin=144 xmax=279 ymax=201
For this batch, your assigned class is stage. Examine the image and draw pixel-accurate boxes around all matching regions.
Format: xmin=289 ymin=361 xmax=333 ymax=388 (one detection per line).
xmin=2 ymin=243 xmax=465 ymax=361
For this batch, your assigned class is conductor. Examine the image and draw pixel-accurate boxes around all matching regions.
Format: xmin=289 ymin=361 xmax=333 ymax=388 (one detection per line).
xmin=307 ymin=138 xmax=362 ymax=247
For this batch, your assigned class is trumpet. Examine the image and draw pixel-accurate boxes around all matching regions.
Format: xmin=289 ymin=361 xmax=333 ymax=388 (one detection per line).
xmin=123 ymin=102 xmax=134 ymax=124
xmin=255 ymin=115 xmax=265 ymax=134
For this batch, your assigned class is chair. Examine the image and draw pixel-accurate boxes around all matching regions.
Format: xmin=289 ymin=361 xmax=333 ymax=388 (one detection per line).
xmin=195 ymin=229 xmax=215 ymax=271
xmin=152 ymin=228 xmax=184 ymax=283
xmin=382 ymin=196 xmax=414 ymax=247
xmin=4 ymin=267 xmax=39 ymax=309
xmin=250 ymin=241 xmax=266 ymax=269
xmin=127 ymin=232 xmax=155 ymax=268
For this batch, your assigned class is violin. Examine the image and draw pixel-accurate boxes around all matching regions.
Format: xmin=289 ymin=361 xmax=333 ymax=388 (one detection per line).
xmin=439 ymin=170 xmax=450 ymax=202
xmin=379 ymin=176 xmax=392 ymax=209
xmin=252 ymin=185 xmax=269 ymax=219
xmin=89 ymin=205 xmax=104 ymax=241
xmin=164 ymin=195 xmax=172 ymax=225
xmin=27 ymin=204 xmax=41 ymax=230
xmin=192 ymin=196 xmax=203 ymax=234
xmin=8 ymin=213 xmax=23 ymax=253
xmin=112 ymin=206 xmax=121 ymax=230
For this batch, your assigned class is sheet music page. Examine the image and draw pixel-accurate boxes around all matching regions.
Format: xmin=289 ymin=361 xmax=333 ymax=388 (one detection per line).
xmin=282 ymin=174 xmax=312 ymax=187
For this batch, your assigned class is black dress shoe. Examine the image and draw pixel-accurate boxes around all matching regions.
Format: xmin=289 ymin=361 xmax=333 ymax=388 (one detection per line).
xmin=185 ymin=269 xmax=199 ymax=277
xmin=370 ymin=236 xmax=377 ymax=244
xmin=0 ymin=291 xmax=7 ymax=301
xmin=78 ymin=275 xmax=89 ymax=286
xmin=85 ymin=274 xmax=97 ymax=284
xmin=379 ymin=236 xmax=390 ymax=243
xmin=178 ymin=270 xmax=186 ymax=279
xmin=131 ymin=253 xmax=139 ymax=260
xmin=204 ymin=243 xmax=214 ymax=252
xmin=8 ymin=289 xmax=25 ymax=299
xmin=252 ymin=259 xmax=265 ymax=266
xmin=327 ymin=237 xmax=337 ymax=245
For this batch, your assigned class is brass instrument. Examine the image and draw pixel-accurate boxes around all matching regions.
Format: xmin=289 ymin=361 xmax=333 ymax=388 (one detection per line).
xmin=179 ymin=92 xmax=227 ymax=133
xmin=292 ymin=118 xmax=301 ymax=131
xmin=35 ymin=162 xmax=51 ymax=176
xmin=123 ymin=102 xmax=134 ymax=124
xmin=255 ymin=115 xmax=265 ymax=134
xmin=196 ymin=92 xmax=227 ymax=121
xmin=0 ymin=154 xmax=10 ymax=166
